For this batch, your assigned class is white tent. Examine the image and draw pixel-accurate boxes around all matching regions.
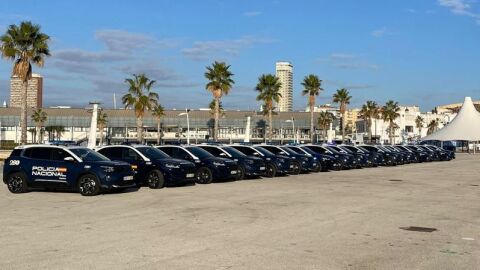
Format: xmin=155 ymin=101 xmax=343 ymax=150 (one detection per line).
xmin=421 ymin=97 xmax=480 ymax=141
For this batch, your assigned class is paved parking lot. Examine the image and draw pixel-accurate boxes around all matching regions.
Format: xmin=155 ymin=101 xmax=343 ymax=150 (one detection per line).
xmin=1 ymin=154 xmax=479 ymax=270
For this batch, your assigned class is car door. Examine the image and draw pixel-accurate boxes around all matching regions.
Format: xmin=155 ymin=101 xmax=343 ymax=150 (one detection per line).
xmin=24 ymin=147 xmax=73 ymax=189
xmin=171 ymin=147 xmax=195 ymax=162
xmin=122 ymin=147 xmax=147 ymax=178
xmin=50 ymin=148 xmax=81 ymax=189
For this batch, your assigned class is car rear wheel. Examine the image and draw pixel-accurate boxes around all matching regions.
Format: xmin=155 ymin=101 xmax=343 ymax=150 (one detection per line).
xmin=6 ymin=172 xmax=27 ymax=194
xmin=236 ymin=166 xmax=245 ymax=180
xmin=264 ymin=163 xmax=277 ymax=178
xmin=147 ymin=170 xmax=165 ymax=189
xmin=196 ymin=167 xmax=213 ymax=184
xmin=311 ymin=162 xmax=322 ymax=172
xmin=78 ymin=174 xmax=101 ymax=196
xmin=290 ymin=161 xmax=301 ymax=175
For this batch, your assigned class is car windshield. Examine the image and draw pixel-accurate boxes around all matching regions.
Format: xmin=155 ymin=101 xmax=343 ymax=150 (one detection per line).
xmin=70 ymin=148 xmax=110 ymax=162
xmin=281 ymin=147 xmax=300 ymax=155
xmin=254 ymin=147 xmax=274 ymax=156
xmin=286 ymin=147 xmax=305 ymax=154
xmin=222 ymin=146 xmax=247 ymax=157
xmin=136 ymin=147 xmax=170 ymax=159
xmin=338 ymin=146 xmax=353 ymax=154
xmin=300 ymin=147 xmax=317 ymax=155
xmin=325 ymin=146 xmax=341 ymax=154
xmin=185 ymin=147 xmax=214 ymax=158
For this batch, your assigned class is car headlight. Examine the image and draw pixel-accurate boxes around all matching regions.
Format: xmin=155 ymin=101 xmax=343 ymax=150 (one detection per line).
xmin=101 ymin=166 xmax=115 ymax=173
xmin=313 ymin=157 xmax=317 ymax=160
xmin=164 ymin=163 xmax=180 ymax=169
xmin=213 ymin=162 xmax=225 ymax=166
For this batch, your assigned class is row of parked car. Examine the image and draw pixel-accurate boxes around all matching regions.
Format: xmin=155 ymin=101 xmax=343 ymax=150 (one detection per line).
xmin=2 ymin=143 xmax=454 ymax=196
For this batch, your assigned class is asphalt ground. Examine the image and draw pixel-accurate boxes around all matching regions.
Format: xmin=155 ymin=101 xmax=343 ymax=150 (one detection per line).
xmin=0 ymin=154 xmax=479 ymax=270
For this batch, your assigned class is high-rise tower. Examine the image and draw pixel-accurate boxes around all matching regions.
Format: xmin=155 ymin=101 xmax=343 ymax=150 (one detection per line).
xmin=275 ymin=62 xmax=293 ymax=112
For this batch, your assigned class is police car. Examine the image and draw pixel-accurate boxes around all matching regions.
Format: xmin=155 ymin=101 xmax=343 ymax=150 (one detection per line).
xmin=156 ymin=145 xmax=239 ymax=184
xmin=96 ymin=145 xmax=197 ymax=188
xmin=2 ymin=145 xmax=135 ymax=196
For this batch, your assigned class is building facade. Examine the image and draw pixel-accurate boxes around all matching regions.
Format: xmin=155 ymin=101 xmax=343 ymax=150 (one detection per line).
xmin=9 ymin=74 xmax=43 ymax=109
xmin=275 ymin=62 xmax=293 ymax=112
xmin=0 ymin=107 xmax=335 ymax=145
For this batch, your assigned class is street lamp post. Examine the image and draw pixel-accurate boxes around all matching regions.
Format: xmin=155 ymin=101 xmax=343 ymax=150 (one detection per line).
xmin=178 ymin=108 xmax=190 ymax=144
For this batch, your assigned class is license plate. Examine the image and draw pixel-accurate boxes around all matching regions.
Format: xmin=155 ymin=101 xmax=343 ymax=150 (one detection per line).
xmin=186 ymin=173 xmax=195 ymax=178
xmin=123 ymin=175 xmax=134 ymax=181
xmin=290 ymin=165 xmax=294 ymax=168
xmin=259 ymin=166 xmax=266 ymax=170
xmin=231 ymin=170 xmax=237 ymax=174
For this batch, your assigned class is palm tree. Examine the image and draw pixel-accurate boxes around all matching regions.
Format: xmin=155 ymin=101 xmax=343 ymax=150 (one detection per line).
xmin=121 ymin=74 xmax=159 ymax=143
xmin=415 ymin=115 xmax=424 ymax=138
xmin=317 ymin=111 xmax=334 ymax=143
xmin=359 ymin=101 xmax=378 ymax=143
xmin=0 ymin=21 xmax=50 ymax=145
xmin=208 ymin=99 xmax=225 ymax=117
xmin=151 ymin=104 xmax=165 ymax=145
xmin=255 ymin=74 xmax=282 ymax=142
xmin=332 ymin=88 xmax=352 ymax=143
xmin=427 ymin=119 xmax=440 ymax=135
xmin=381 ymin=100 xmax=400 ymax=144
xmin=97 ymin=112 xmax=108 ymax=146
xmin=301 ymin=74 xmax=323 ymax=142
xmin=205 ymin=61 xmax=234 ymax=141
xmin=31 ymin=108 xmax=47 ymax=144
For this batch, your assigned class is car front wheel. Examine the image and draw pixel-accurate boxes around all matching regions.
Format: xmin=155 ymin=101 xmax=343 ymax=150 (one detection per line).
xmin=196 ymin=167 xmax=213 ymax=184
xmin=147 ymin=170 xmax=165 ymax=189
xmin=264 ymin=163 xmax=277 ymax=178
xmin=6 ymin=172 xmax=28 ymax=194
xmin=78 ymin=174 xmax=101 ymax=196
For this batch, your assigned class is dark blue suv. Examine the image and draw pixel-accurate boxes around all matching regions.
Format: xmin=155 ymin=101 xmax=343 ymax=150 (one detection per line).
xmin=157 ymin=145 xmax=239 ymax=184
xmin=197 ymin=145 xmax=266 ymax=179
xmin=230 ymin=145 xmax=292 ymax=178
xmin=291 ymin=145 xmax=342 ymax=171
xmin=3 ymin=145 xmax=135 ymax=196
xmin=97 ymin=145 xmax=197 ymax=189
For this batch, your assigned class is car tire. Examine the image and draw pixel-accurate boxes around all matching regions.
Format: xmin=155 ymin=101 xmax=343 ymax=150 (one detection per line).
xmin=236 ymin=166 xmax=245 ymax=180
xmin=196 ymin=167 xmax=213 ymax=184
xmin=78 ymin=174 xmax=101 ymax=196
xmin=264 ymin=163 xmax=277 ymax=178
xmin=147 ymin=169 xmax=165 ymax=189
xmin=290 ymin=161 xmax=301 ymax=175
xmin=6 ymin=172 xmax=28 ymax=194
xmin=311 ymin=162 xmax=322 ymax=173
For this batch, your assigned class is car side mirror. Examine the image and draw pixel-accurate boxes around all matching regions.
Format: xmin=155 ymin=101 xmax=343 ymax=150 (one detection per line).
xmin=64 ymin=157 xmax=75 ymax=163
xmin=253 ymin=152 xmax=259 ymax=156
xmin=219 ymin=152 xmax=226 ymax=157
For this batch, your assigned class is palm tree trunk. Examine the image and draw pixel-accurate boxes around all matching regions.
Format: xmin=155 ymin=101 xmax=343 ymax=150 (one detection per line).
xmin=268 ymin=108 xmax=273 ymax=143
xmin=20 ymin=81 xmax=28 ymax=145
xmin=36 ymin=125 xmax=41 ymax=144
xmin=157 ymin=120 xmax=160 ymax=145
xmin=324 ymin=126 xmax=327 ymax=143
xmin=136 ymin=115 xmax=143 ymax=143
xmin=310 ymin=102 xmax=314 ymax=142
xmin=214 ymin=97 xmax=220 ymax=141
xmin=341 ymin=112 xmax=346 ymax=143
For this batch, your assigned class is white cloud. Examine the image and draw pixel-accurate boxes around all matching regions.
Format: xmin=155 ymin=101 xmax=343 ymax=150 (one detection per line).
xmin=438 ymin=0 xmax=480 ymax=23
xmin=371 ymin=27 xmax=388 ymax=38
xmin=318 ymin=53 xmax=379 ymax=71
xmin=182 ymin=36 xmax=275 ymax=61
xmin=95 ymin=29 xmax=178 ymax=53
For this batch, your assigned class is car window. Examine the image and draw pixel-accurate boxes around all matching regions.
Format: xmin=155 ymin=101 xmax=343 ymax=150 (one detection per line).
xmin=123 ymin=148 xmax=142 ymax=161
xmin=136 ymin=147 xmax=169 ymax=160
xmin=157 ymin=147 xmax=173 ymax=156
xmin=286 ymin=147 xmax=304 ymax=154
xmin=10 ymin=149 xmax=22 ymax=157
xmin=185 ymin=147 xmax=214 ymax=159
xmin=222 ymin=146 xmax=246 ymax=157
xmin=71 ymin=148 xmax=110 ymax=161
xmin=306 ymin=146 xmax=325 ymax=154
xmin=172 ymin=148 xmax=192 ymax=160
xmin=51 ymin=148 xmax=73 ymax=161
xmin=262 ymin=146 xmax=281 ymax=154
xmin=98 ymin=147 xmax=123 ymax=160
xmin=231 ymin=146 xmax=255 ymax=156
xmin=200 ymin=146 xmax=223 ymax=156
xmin=26 ymin=147 xmax=52 ymax=160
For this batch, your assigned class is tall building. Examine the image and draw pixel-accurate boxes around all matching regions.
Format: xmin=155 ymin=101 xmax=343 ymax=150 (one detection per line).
xmin=275 ymin=61 xmax=293 ymax=112
xmin=9 ymin=73 xmax=43 ymax=109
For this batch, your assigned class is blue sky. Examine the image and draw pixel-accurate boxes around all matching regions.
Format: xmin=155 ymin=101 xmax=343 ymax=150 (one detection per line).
xmin=1 ymin=0 xmax=479 ymax=111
